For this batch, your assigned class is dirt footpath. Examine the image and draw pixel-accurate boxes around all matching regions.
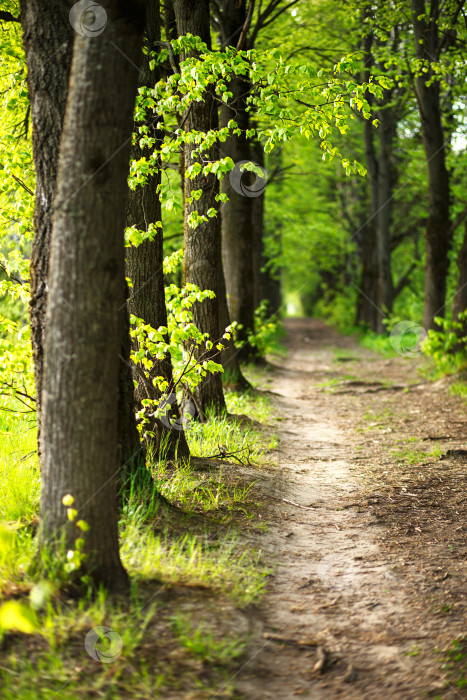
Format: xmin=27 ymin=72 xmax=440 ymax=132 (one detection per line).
xmin=233 ymin=318 xmax=467 ymax=699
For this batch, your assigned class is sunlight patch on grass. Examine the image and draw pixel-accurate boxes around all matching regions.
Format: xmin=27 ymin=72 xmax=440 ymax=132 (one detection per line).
xmin=185 ymin=405 xmax=276 ymax=462
xmin=121 ymin=519 xmax=268 ymax=605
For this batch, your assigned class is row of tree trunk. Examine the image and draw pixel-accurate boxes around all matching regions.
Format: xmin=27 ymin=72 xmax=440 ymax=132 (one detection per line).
xmin=20 ymin=0 xmax=281 ymax=589
xmin=354 ymin=0 xmax=465 ymax=333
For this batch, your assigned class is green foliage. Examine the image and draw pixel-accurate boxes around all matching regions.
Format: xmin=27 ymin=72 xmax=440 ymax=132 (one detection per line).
xmin=440 ymin=636 xmax=467 ymax=690
xmin=0 ymin=523 xmax=38 ymax=640
xmin=131 ymin=32 xmax=387 ymax=215
xmin=0 ymin=410 xmax=37 ymax=523
xmin=313 ymin=284 xmax=358 ymax=332
xmin=422 ymin=313 xmax=467 ymax=375
xmin=129 ymin=252 xmax=229 ymax=438
xmin=121 ymin=524 xmax=268 ymax=605
xmin=170 ymin=614 xmax=247 ymax=664
xmin=246 ymin=300 xmax=280 ymax=357
xmin=0 ymin=19 xmax=34 ymax=423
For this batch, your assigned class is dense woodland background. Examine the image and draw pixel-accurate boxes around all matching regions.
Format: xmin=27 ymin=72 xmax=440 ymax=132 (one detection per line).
xmin=0 ymin=0 xmax=466 ymax=695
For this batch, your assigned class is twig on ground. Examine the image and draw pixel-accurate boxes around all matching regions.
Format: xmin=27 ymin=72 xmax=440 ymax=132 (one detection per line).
xmin=282 ymin=498 xmax=315 ymax=510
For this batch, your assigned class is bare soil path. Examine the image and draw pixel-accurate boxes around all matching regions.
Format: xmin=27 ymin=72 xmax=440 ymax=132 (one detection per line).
xmin=234 ymin=318 xmax=467 ymax=699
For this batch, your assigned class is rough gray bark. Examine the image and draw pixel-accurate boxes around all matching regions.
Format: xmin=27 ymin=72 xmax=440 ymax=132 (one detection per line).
xmin=218 ymin=238 xmax=251 ymax=390
xmin=117 ymin=279 xmax=143 ymax=471
xmin=360 ymin=29 xmax=395 ymax=333
xmin=375 ymin=105 xmax=396 ymax=327
xmin=173 ymin=0 xmax=226 ymax=416
xmin=452 ymin=218 xmax=467 ymax=329
xmin=214 ymin=1 xmax=283 ymax=351
xmin=40 ymin=0 xmax=147 ymax=591
xmin=257 ymin=143 xmax=281 ymax=319
xmin=126 ymin=0 xmax=189 ymax=459
xmin=20 ymin=0 xmax=140 ymax=471
xmin=20 ymin=0 xmax=73 ymax=451
xmin=218 ymin=1 xmax=256 ymax=359
xmin=412 ymin=0 xmax=452 ymax=330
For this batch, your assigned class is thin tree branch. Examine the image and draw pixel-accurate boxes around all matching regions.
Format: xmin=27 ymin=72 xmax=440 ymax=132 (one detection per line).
xmin=450 ymin=203 xmax=467 ymax=234
xmin=10 ymin=173 xmax=34 ymax=197
xmin=236 ymin=0 xmax=255 ymax=51
xmin=393 ymin=262 xmax=417 ymax=299
xmin=0 ymin=260 xmax=24 ymax=286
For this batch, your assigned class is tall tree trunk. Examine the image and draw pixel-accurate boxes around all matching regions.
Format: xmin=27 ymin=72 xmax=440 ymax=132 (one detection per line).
xmin=173 ymin=0 xmax=226 ymax=416
xmin=117 ymin=281 xmax=142 ymax=470
xmin=40 ymin=0 xmax=147 ymax=591
xmin=126 ymin=1 xmax=189 ymax=459
xmin=20 ymin=0 xmax=140 ymax=471
xmin=358 ymin=33 xmax=379 ymax=331
xmin=219 ymin=94 xmax=256 ymax=355
xmin=452 ymin=219 xmax=467 ymax=329
xmin=258 ymin=143 xmax=281 ymax=318
xmin=412 ymin=0 xmax=452 ymax=330
xmin=218 ymin=239 xmax=251 ymax=390
xmin=20 ymin=0 xmax=73 ymax=452
xmin=355 ymin=220 xmax=379 ymax=330
xmin=375 ymin=106 xmax=395 ymax=327
xmin=217 ymin=2 xmax=256 ymax=358
xmin=361 ymin=30 xmax=385 ymax=332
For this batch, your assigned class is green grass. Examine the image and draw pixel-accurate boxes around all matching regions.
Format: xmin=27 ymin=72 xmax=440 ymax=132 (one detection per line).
xmin=170 ymin=613 xmax=248 ymax=664
xmin=315 ymin=374 xmax=357 ymax=389
xmin=152 ymin=459 xmax=259 ymax=517
xmin=120 ymin=511 xmax=268 ymax=605
xmin=0 ymin=411 xmax=38 ymax=523
xmin=225 ymin=389 xmax=272 ymax=423
xmin=390 ymin=444 xmax=443 ymax=465
xmin=0 ymin=582 xmax=249 ymax=699
xmin=449 ymin=379 xmax=467 ymax=401
xmin=440 ymin=636 xmax=467 ymax=690
xmin=0 ymin=388 xmax=275 ymax=698
xmin=185 ymin=390 xmax=277 ymax=461
xmin=358 ymin=331 xmax=399 ymax=356
xmin=332 ymin=348 xmax=359 ymax=362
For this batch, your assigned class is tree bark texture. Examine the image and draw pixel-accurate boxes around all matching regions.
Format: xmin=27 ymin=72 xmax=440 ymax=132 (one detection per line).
xmin=360 ymin=29 xmax=395 ymax=332
xmin=173 ymin=0 xmax=226 ymax=416
xmin=375 ymin=105 xmax=396 ymax=326
xmin=40 ymin=0 xmax=147 ymax=591
xmin=412 ymin=0 xmax=452 ymax=330
xmin=21 ymin=0 xmax=140 ymax=471
xmin=126 ymin=0 xmax=189 ymax=459
xmin=452 ymin=219 xmax=467 ymax=328
xmin=217 ymin=1 xmax=257 ymax=358
xmin=217 ymin=238 xmax=251 ymax=390
xmin=20 ymin=0 xmax=73 ymax=451
xmin=117 ymin=279 xmax=143 ymax=471
xmin=257 ymin=143 xmax=281 ymax=318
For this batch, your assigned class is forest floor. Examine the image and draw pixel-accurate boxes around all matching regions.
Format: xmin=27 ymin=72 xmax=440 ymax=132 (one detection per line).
xmin=2 ymin=317 xmax=467 ymax=700
xmin=230 ymin=317 xmax=467 ymax=699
